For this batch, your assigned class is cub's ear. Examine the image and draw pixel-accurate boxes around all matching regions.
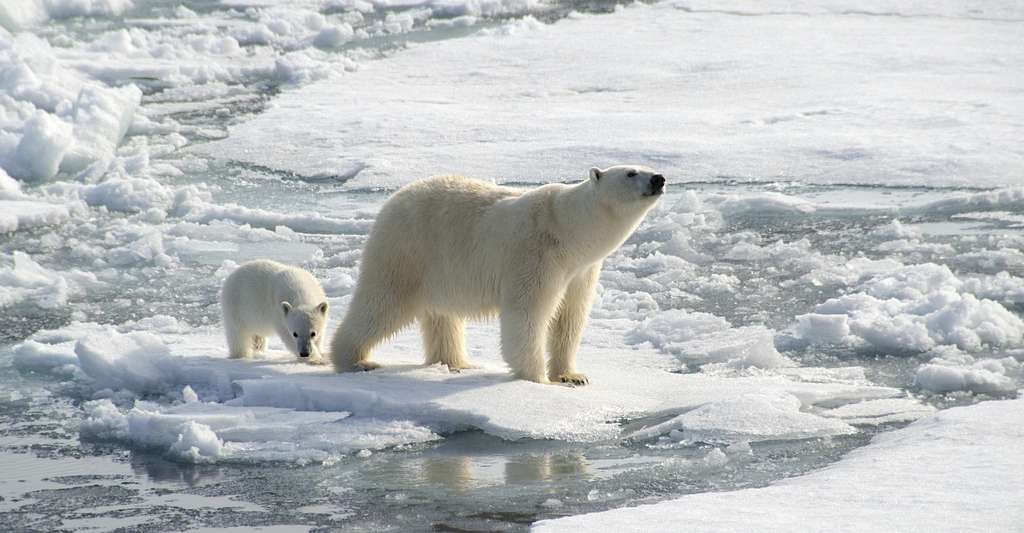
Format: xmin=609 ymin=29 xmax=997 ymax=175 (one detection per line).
xmin=317 ymin=301 xmax=329 ymax=315
xmin=281 ymin=301 xmax=292 ymax=315
xmin=589 ymin=167 xmax=602 ymax=182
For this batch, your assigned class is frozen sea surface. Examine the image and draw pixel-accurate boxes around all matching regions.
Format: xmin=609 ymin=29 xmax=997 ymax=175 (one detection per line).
xmin=1 ymin=0 xmax=1023 ymax=531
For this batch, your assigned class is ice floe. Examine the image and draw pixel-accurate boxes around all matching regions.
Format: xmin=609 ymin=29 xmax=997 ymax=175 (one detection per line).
xmin=11 ymin=312 xmax=908 ymax=461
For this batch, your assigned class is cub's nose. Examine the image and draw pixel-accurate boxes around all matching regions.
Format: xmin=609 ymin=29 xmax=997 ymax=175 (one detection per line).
xmin=651 ymin=174 xmax=665 ymax=191
xmin=299 ymin=351 xmax=310 ymax=358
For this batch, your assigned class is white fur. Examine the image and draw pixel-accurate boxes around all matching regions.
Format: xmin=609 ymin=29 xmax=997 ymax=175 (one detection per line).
xmin=221 ymin=260 xmax=329 ymax=364
xmin=330 ymin=165 xmax=664 ymax=383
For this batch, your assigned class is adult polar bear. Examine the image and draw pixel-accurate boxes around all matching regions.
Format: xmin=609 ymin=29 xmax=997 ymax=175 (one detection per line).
xmin=331 ymin=165 xmax=665 ymax=384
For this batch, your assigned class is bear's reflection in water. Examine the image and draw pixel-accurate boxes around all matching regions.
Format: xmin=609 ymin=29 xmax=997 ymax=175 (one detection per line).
xmin=420 ymin=453 xmax=589 ymax=492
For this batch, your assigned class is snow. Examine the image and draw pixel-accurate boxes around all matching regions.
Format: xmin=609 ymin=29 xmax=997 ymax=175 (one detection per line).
xmin=203 ymin=2 xmax=1024 ymax=189
xmin=535 ymin=398 xmax=1024 ymax=533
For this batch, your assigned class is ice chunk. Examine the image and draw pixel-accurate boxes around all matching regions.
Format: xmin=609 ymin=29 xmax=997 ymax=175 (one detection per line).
xmin=80 ymin=399 xmax=440 ymax=464
xmin=75 ymin=331 xmax=178 ymax=394
xmin=817 ymin=398 xmax=935 ymax=426
xmin=61 ymin=84 xmax=142 ymax=172
xmin=0 ymin=34 xmax=140 ymax=181
xmin=0 ymin=251 xmax=101 ymax=309
xmin=629 ymin=393 xmax=855 ymax=444
xmin=167 ymin=421 xmax=224 ymax=462
xmin=627 ymin=310 xmax=792 ymax=369
xmin=537 ymin=398 xmax=1024 ymax=533
xmin=794 ymin=313 xmax=850 ymax=345
xmin=914 ymin=364 xmax=1015 ymax=395
xmin=11 ymin=111 xmax=72 ymax=181
xmin=0 ymin=0 xmax=133 ymax=30
xmin=913 ymin=347 xmax=1021 ymax=395
xmin=12 ymin=339 xmax=80 ymax=377
xmin=961 ymin=272 xmax=1024 ymax=304
xmin=0 ymin=199 xmax=74 ymax=233
xmin=795 ymin=263 xmax=1024 ymax=353
xmin=178 ymin=196 xmax=373 ymax=235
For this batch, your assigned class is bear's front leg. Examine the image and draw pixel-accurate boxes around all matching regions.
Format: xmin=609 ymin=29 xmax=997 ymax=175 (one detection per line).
xmin=499 ymin=267 xmax=562 ymax=383
xmin=547 ymin=264 xmax=600 ymax=386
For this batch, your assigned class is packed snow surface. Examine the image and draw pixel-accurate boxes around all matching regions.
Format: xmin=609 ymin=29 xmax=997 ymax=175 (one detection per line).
xmin=204 ymin=1 xmax=1024 ymax=189
xmin=535 ymin=398 xmax=1024 ymax=533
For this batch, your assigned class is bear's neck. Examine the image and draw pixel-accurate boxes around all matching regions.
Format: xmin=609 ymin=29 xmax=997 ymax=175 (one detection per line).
xmin=552 ymin=181 xmax=650 ymax=266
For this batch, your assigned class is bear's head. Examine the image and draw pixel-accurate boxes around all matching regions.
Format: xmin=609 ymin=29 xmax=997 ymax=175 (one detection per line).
xmin=588 ymin=165 xmax=666 ymax=210
xmin=281 ymin=300 xmax=329 ymax=363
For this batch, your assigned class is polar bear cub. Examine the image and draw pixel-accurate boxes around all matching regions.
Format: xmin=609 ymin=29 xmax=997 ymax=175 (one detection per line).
xmin=330 ymin=165 xmax=666 ymax=384
xmin=221 ymin=260 xmax=329 ymax=363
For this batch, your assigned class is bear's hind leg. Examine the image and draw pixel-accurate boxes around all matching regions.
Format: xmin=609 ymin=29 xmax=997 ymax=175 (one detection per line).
xmin=421 ymin=313 xmax=469 ymax=371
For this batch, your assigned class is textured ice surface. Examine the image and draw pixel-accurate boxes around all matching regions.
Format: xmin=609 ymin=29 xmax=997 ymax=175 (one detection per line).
xmin=80 ymin=398 xmax=440 ymax=463
xmin=536 ymin=398 xmax=1024 ymax=532
xmin=204 ymin=2 xmax=1024 ymax=189
xmin=913 ymin=346 xmax=1022 ymax=396
xmin=794 ymin=263 xmax=1024 ymax=353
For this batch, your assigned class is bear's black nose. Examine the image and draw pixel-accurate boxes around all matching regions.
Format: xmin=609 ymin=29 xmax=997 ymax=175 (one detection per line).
xmin=299 ymin=351 xmax=310 ymax=358
xmin=651 ymin=174 xmax=665 ymax=191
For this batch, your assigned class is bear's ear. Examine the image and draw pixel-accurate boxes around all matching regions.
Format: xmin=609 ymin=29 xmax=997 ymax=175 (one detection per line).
xmin=589 ymin=167 xmax=602 ymax=182
xmin=281 ymin=301 xmax=292 ymax=316
xmin=317 ymin=301 xmax=328 ymax=315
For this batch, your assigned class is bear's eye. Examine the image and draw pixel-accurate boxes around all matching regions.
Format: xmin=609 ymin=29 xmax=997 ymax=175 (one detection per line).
xmin=310 ymin=331 xmax=316 ymax=337
xmin=292 ymin=332 xmax=298 ymax=337
xmin=627 ymin=170 xmax=638 ymax=178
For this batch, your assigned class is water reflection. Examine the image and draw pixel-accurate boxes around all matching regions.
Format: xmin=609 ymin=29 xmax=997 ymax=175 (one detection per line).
xmin=130 ymin=452 xmax=224 ymax=487
xmin=418 ymin=453 xmax=590 ymax=491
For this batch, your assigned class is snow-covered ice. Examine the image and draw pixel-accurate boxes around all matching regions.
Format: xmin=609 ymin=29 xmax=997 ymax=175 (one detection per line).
xmin=203 ymin=1 xmax=1024 ymax=189
xmin=14 ymin=313 xmax=902 ymax=449
xmin=2 ymin=0 xmax=1023 ymax=529
xmin=535 ymin=398 xmax=1024 ymax=533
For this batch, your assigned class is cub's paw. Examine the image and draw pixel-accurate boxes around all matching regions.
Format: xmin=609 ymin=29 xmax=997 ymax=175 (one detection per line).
xmin=558 ymin=373 xmax=589 ymax=386
xmin=353 ymin=360 xmax=381 ymax=372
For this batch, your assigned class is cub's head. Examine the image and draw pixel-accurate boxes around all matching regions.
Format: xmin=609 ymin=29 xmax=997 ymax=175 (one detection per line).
xmin=281 ymin=300 xmax=329 ymax=364
xmin=588 ymin=165 xmax=666 ymax=209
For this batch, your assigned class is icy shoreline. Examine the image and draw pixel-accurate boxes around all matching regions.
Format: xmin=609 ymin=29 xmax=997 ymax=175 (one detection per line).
xmin=536 ymin=397 xmax=1024 ymax=532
